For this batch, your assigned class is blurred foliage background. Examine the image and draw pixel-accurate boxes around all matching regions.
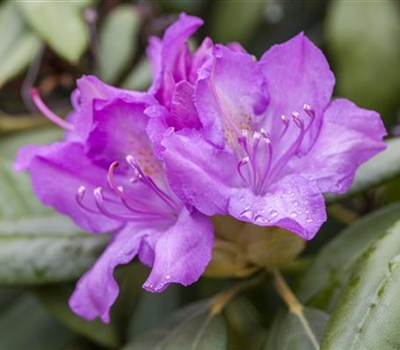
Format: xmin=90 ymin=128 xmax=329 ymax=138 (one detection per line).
xmin=0 ymin=0 xmax=400 ymax=349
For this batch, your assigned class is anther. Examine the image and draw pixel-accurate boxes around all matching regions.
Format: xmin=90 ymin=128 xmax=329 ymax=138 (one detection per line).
xmin=303 ymin=104 xmax=315 ymax=118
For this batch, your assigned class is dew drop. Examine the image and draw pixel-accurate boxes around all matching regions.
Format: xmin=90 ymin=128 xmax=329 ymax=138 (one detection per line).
xmin=240 ymin=210 xmax=253 ymax=219
xmin=240 ymin=197 xmax=245 ymax=202
xmin=306 ymin=218 xmax=314 ymax=223
xmin=270 ymin=210 xmax=278 ymax=218
xmin=165 ymin=275 xmax=171 ymax=280
xmin=290 ymin=212 xmax=298 ymax=218
xmin=305 ymin=210 xmax=310 ymax=214
xmin=254 ymin=215 xmax=266 ymax=224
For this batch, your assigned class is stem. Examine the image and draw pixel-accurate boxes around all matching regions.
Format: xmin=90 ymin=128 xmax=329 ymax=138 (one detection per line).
xmin=272 ymin=269 xmax=320 ymax=350
xmin=210 ymin=273 xmax=266 ymax=315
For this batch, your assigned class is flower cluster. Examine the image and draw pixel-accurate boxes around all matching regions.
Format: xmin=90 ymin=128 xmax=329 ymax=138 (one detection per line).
xmin=15 ymin=13 xmax=386 ymax=322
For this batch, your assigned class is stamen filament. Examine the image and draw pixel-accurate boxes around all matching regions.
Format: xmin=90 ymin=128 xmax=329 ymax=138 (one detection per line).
xmin=30 ymin=88 xmax=74 ymax=131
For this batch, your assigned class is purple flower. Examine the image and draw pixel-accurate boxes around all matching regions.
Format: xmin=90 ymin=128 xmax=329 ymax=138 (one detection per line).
xmin=14 ymin=77 xmax=213 ymax=322
xmin=147 ymin=28 xmax=387 ymax=240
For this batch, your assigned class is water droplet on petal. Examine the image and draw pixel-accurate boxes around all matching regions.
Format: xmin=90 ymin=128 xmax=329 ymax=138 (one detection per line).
xmin=293 ymin=200 xmax=299 ymax=207
xmin=270 ymin=210 xmax=278 ymax=218
xmin=165 ymin=275 xmax=171 ymax=280
xmin=290 ymin=212 xmax=298 ymax=218
xmin=306 ymin=218 xmax=314 ymax=223
xmin=240 ymin=210 xmax=253 ymax=220
xmin=305 ymin=210 xmax=310 ymax=214
xmin=240 ymin=197 xmax=245 ymax=202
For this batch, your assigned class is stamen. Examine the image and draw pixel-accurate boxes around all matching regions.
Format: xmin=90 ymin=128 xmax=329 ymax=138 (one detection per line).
xmin=237 ymin=157 xmax=250 ymax=186
xmin=125 ymin=155 xmax=179 ymax=211
xmin=30 ymin=88 xmax=74 ymax=131
xmin=76 ymin=186 xmax=100 ymax=215
xmin=303 ymin=103 xmax=315 ymax=118
xmin=279 ymin=114 xmax=290 ymax=139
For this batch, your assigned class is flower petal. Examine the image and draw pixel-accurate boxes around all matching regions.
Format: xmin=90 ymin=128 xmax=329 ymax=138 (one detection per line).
xmin=196 ymin=44 xmax=268 ymax=147
xmin=15 ymin=142 xmax=122 ymax=233
xmin=86 ymin=99 xmax=162 ymax=178
xmin=288 ymin=98 xmax=387 ymax=194
xmin=69 ymin=226 xmax=146 ymax=322
xmin=160 ymin=127 xmax=235 ymax=216
xmin=142 ymin=208 xmax=213 ymax=292
xmin=259 ymin=33 xmax=335 ymax=153
xmin=229 ymin=175 xmax=326 ymax=240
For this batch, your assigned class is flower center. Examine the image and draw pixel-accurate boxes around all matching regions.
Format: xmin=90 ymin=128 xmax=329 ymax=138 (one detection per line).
xmin=76 ymin=156 xmax=180 ymax=223
xmin=236 ymin=104 xmax=315 ymax=194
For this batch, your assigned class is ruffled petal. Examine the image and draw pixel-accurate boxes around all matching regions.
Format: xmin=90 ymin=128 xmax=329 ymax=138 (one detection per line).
xmin=142 ymin=208 xmax=213 ymax=292
xmin=288 ymin=99 xmax=387 ymax=194
xmin=74 ymin=75 xmax=155 ymax=140
xmin=86 ymin=99 xmax=162 ymax=178
xmin=228 ymin=174 xmax=326 ymax=240
xmin=160 ymin=127 xmax=235 ymax=216
xmin=149 ymin=13 xmax=203 ymax=105
xmin=15 ymin=142 xmax=122 ymax=233
xmin=259 ymin=33 xmax=335 ymax=153
xmin=196 ymin=44 xmax=268 ymax=147
xmin=69 ymin=225 xmax=146 ymax=322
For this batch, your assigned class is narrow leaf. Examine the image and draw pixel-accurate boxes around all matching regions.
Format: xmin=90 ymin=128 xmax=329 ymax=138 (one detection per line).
xmin=98 ymin=4 xmax=141 ymax=84
xmin=33 ymin=284 xmax=120 ymax=348
xmin=264 ymin=308 xmax=329 ymax=350
xmin=16 ymin=2 xmax=89 ymax=63
xmin=321 ymin=219 xmax=400 ymax=349
xmin=297 ymin=202 xmax=400 ymax=310
xmin=122 ymin=300 xmax=227 ymax=350
xmin=0 ymin=293 xmax=73 ymax=350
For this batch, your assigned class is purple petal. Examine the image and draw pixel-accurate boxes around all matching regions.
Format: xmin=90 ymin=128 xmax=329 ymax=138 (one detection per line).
xmin=69 ymin=226 xmax=146 ymax=322
xmin=169 ymin=81 xmax=201 ymax=130
xmin=259 ymin=33 xmax=335 ymax=154
xmin=159 ymin=127 xmax=235 ymax=216
xmin=288 ymin=99 xmax=387 ymax=194
xmin=86 ymin=99 xmax=162 ymax=177
xmin=149 ymin=13 xmax=203 ymax=105
xmin=229 ymin=175 xmax=327 ymax=240
xmin=196 ymin=44 xmax=268 ymax=147
xmin=15 ymin=142 xmax=122 ymax=233
xmin=142 ymin=208 xmax=213 ymax=292
xmin=73 ymin=75 xmax=155 ymax=140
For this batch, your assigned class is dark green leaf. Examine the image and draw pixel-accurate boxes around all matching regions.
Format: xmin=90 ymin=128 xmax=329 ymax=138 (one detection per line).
xmin=326 ymin=1 xmax=400 ymax=122
xmin=16 ymin=1 xmax=89 ymax=63
xmin=0 ymin=293 xmax=73 ymax=350
xmin=0 ymin=2 xmax=41 ymax=87
xmin=320 ymin=219 xmax=400 ymax=349
xmin=224 ymin=297 xmax=266 ymax=350
xmin=264 ymin=307 xmax=329 ymax=350
xmin=98 ymin=4 xmax=141 ymax=84
xmin=210 ymin=1 xmax=265 ymax=43
xmin=122 ymin=57 xmax=152 ymax=91
xmin=297 ymin=202 xmax=400 ymax=310
xmin=327 ymin=138 xmax=400 ymax=203
xmin=123 ymin=300 xmax=227 ymax=350
xmin=33 ymin=284 xmax=120 ymax=348
xmin=0 ymin=129 xmax=108 ymax=285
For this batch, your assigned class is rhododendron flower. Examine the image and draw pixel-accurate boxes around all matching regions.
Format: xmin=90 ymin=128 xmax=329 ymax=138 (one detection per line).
xmin=147 ymin=18 xmax=387 ymax=240
xmin=14 ymin=77 xmax=213 ymax=322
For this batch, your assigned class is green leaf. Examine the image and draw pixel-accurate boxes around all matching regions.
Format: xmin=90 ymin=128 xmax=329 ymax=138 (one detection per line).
xmin=16 ymin=1 xmax=89 ymax=64
xmin=98 ymin=4 xmax=141 ymax=84
xmin=121 ymin=57 xmax=152 ymax=91
xmin=0 ymin=129 xmax=108 ymax=285
xmin=210 ymin=1 xmax=265 ymax=43
xmin=0 ymin=293 xmax=73 ymax=350
xmin=297 ymin=202 xmax=400 ymax=310
xmin=327 ymin=138 xmax=400 ymax=203
xmin=122 ymin=300 xmax=228 ymax=350
xmin=326 ymin=1 xmax=400 ymax=122
xmin=264 ymin=307 xmax=329 ymax=350
xmin=32 ymin=284 xmax=120 ymax=348
xmin=0 ymin=2 xmax=41 ymax=87
xmin=320 ymin=219 xmax=400 ymax=349
xmin=224 ymin=297 xmax=266 ymax=350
